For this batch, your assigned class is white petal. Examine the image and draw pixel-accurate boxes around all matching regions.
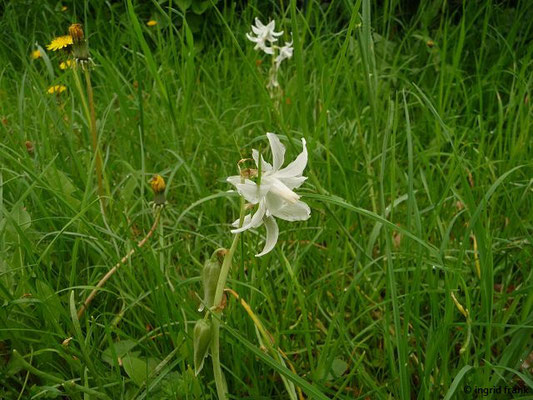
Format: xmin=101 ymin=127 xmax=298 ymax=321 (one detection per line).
xmin=232 ymin=213 xmax=251 ymax=228
xmin=265 ymin=192 xmax=284 ymax=214
xmin=271 ymin=200 xmax=311 ymax=222
xmin=278 ymin=175 xmax=307 ymax=189
xmin=252 ymin=149 xmax=273 ymax=171
xmin=266 ymin=132 xmax=285 ymax=171
xmin=255 ymin=216 xmax=279 ymax=257
xmin=246 ymin=33 xmax=259 ymax=42
xmin=275 ymin=138 xmax=307 ymax=178
xmin=231 ymin=201 xmax=266 ymax=233
xmin=255 ymin=18 xmax=265 ymax=29
xmin=235 ymin=179 xmax=270 ymax=204
xmin=270 ymin=179 xmax=300 ymax=203
xmin=227 ymin=175 xmax=242 ymax=187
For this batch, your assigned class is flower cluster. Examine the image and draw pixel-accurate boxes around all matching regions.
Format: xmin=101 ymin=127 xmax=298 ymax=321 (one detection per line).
xmin=227 ymin=133 xmax=310 ymax=257
xmin=246 ymin=18 xmax=294 ymax=93
xmin=246 ymin=18 xmax=283 ymax=55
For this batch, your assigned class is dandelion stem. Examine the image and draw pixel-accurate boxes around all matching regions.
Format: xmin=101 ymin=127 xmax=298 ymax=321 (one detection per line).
xmin=211 ymin=195 xmax=246 ymax=400
xmin=77 ymin=207 xmax=162 ymax=319
xmin=83 ymin=67 xmax=106 ymax=209
xmin=72 ymin=66 xmax=106 ymax=213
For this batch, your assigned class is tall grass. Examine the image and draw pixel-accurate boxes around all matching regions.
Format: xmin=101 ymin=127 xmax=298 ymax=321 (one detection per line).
xmin=0 ymin=0 xmax=531 ymax=399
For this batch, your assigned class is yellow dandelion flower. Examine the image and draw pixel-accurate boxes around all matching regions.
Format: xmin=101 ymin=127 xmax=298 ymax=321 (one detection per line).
xmin=61 ymin=5 xmax=68 ymax=11
xmin=31 ymin=50 xmax=42 ymax=59
xmin=47 ymin=85 xmax=67 ymax=94
xmin=47 ymin=35 xmax=73 ymax=51
xmin=59 ymin=59 xmax=74 ymax=70
xmin=147 ymin=20 xmax=157 ymax=27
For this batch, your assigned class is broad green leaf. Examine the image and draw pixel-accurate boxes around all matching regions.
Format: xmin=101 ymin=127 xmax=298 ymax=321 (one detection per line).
xmin=327 ymin=358 xmax=349 ymax=380
xmin=102 ymin=340 xmax=138 ymax=365
xmin=192 ymin=1 xmax=211 ymax=15
xmin=122 ymin=355 xmax=158 ymax=387
xmin=176 ymin=0 xmax=192 ymax=11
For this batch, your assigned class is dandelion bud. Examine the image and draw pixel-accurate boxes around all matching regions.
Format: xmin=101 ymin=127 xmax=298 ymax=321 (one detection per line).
xmin=193 ymin=319 xmax=212 ymax=376
xmin=68 ymin=23 xmax=89 ymax=63
xmin=25 ymin=140 xmax=34 ymax=156
xmin=68 ymin=24 xmax=84 ymax=43
xmin=150 ymin=174 xmax=166 ymax=205
xmin=199 ymin=259 xmax=221 ymax=312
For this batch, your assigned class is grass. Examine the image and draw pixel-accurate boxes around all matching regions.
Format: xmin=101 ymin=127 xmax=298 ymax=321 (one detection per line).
xmin=1 ymin=0 xmax=532 ymax=399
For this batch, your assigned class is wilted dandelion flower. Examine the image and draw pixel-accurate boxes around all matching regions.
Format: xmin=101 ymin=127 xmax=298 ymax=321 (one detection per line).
xmin=31 ymin=50 xmax=42 ymax=59
xmin=68 ymin=24 xmax=84 ymax=42
xmin=47 ymin=35 xmax=73 ymax=51
xmin=59 ymin=60 xmax=74 ymax=70
xmin=227 ymin=132 xmax=310 ymax=257
xmin=147 ymin=20 xmax=157 ymax=27
xmin=47 ymin=85 xmax=67 ymax=94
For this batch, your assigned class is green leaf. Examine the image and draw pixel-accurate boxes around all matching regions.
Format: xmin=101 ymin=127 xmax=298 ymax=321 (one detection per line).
xmin=5 ymin=203 xmax=31 ymax=241
xmin=192 ymin=1 xmax=212 ymax=15
xmin=11 ymin=203 xmax=31 ymax=231
xmin=176 ymin=0 xmax=192 ymax=11
xmin=443 ymin=365 xmax=473 ymax=400
xmin=35 ymin=280 xmax=61 ymax=323
xmin=102 ymin=340 xmax=138 ymax=365
xmin=42 ymin=167 xmax=80 ymax=209
xmin=327 ymin=358 xmax=349 ymax=380
xmin=122 ymin=355 xmax=158 ymax=386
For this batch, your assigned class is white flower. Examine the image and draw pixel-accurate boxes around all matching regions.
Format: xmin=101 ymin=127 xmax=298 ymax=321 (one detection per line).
xmin=275 ymin=39 xmax=293 ymax=68
xmin=246 ymin=18 xmax=283 ymax=55
xmin=227 ymin=133 xmax=310 ymax=257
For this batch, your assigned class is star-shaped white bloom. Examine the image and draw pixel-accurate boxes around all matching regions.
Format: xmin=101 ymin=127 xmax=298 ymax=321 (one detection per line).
xmin=246 ymin=18 xmax=283 ymax=55
xmin=275 ymin=39 xmax=293 ymax=68
xmin=227 ymin=133 xmax=310 ymax=257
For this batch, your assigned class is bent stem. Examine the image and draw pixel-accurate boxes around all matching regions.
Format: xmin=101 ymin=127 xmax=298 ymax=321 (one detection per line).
xmin=77 ymin=207 xmax=162 ymax=319
xmin=211 ymin=195 xmax=246 ymax=400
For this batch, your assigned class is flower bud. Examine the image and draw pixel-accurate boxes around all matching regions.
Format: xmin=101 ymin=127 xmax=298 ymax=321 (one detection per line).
xmin=25 ymin=140 xmax=34 ymax=156
xmin=68 ymin=24 xmax=84 ymax=43
xmin=193 ymin=319 xmax=212 ymax=376
xmin=150 ymin=175 xmax=166 ymax=205
xmin=198 ymin=259 xmax=221 ymax=311
xmin=68 ymin=24 xmax=89 ymax=62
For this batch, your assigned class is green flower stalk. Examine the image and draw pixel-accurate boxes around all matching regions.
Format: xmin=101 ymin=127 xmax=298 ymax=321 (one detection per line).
xmin=48 ymin=23 xmax=106 ymax=211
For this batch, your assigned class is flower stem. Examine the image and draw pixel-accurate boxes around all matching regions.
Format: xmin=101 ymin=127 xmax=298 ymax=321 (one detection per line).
xmin=83 ymin=66 xmax=106 ymax=210
xmin=211 ymin=196 xmax=246 ymax=399
xmin=72 ymin=66 xmax=106 ymax=213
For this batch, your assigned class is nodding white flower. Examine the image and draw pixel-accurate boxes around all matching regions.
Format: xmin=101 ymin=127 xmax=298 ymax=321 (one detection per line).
xmin=275 ymin=40 xmax=293 ymax=68
xmin=246 ymin=18 xmax=283 ymax=55
xmin=227 ymin=133 xmax=310 ymax=257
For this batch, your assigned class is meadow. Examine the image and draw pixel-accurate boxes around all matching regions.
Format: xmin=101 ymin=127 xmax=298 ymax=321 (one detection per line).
xmin=0 ymin=1 xmax=532 ymax=399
